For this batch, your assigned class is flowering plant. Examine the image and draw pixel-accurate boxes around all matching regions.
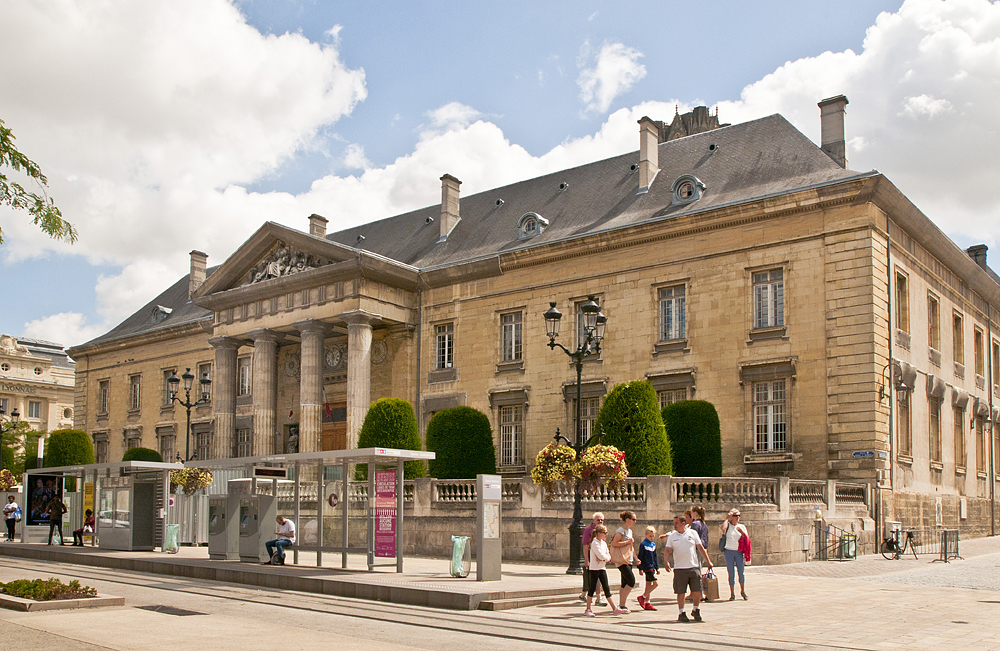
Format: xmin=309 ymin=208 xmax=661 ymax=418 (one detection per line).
xmin=0 ymin=469 xmax=16 ymax=491
xmin=169 ymin=468 xmax=213 ymax=495
xmin=530 ymin=443 xmax=577 ymax=498
xmin=576 ymin=444 xmax=628 ymax=495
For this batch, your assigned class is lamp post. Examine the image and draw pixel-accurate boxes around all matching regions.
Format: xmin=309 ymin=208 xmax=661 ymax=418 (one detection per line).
xmin=544 ymin=295 xmax=607 ymax=575
xmin=0 ymin=407 xmax=20 ymax=472
xmin=167 ymin=368 xmax=211 ymax=462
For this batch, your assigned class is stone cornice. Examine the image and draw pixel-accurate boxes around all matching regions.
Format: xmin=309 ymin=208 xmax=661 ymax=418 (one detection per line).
xmin=67 ymin=319 xmax=212 ymax=359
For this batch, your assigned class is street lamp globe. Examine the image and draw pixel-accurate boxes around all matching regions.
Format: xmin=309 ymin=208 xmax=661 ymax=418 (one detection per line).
xmin=594 ymin=312 xmax=607 ymax=341
xmin=167 ymin=371 xmax=180 ymax=399
xmin=581 ymin=296 xmax=600 ymax=331
xmin=199 ymin=372 xmax=212 ymax=402
xmin=544 ymin=302 xmax=562 ymax=339
xmin=181 ymin=368 xmax=195 ymax=391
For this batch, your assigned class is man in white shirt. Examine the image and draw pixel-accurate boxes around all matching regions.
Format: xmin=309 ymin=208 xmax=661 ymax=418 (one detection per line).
xmin=662 ymin=514 xmax=713 ymax=622
xmin=264 ymin=516 xmax=296 ymax=565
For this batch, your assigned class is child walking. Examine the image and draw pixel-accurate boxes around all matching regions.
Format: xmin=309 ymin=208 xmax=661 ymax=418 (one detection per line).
xmin=584 ymin=524 xmax=615 ymax=617
xmin=636 ymin=525 xmax=659 ymax=610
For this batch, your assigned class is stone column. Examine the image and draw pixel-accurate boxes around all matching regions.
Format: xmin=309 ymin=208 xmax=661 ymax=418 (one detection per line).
xmin=208 ymin=336 xmax=240 ymax=460
xmin=248 ymin=329 xmax=278 ymax=456
xmin=294 ymin=319 xmax=327 ymax=453
xmin=338 ymin=310 xmax=380 ymax=449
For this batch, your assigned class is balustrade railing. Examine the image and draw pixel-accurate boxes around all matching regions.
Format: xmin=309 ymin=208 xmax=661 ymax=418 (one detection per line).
xmin=543 ymin=478 xmax=646 ymax=504
xmin=674 ymin=478 xmax=777 ymax=505
xmin=834 ymin=482 xmax=867 ymax=506
xmin=789 ymin=480 xmax=826 ymax=504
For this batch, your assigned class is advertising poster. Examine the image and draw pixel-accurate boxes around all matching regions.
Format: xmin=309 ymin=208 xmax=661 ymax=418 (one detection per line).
xmin=373 ymin=470 xmax=396 ymax=557
xmin=27 ymin=475 xmax=62 ymax=526
xmin=83 ymin=482 xmax=94 ymax=541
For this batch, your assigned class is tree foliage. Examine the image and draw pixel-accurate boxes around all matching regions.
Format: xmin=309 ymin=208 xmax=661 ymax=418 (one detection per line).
xmin=355 ymin=398 xmax=425 ymax=480
xmin=594 ymin=380 xmax=672 ymax=477
xmin=662 ymin=400 xmax=723 ymax=477
xmin=425 ymin=406 xmax=496 ymax=479
xmin=122 ymin=447 xmax=163 ymax=463
xmin=0 ymin=118 xmax=77 ymax=246
xmin=43 ymin=429 xmax=95 ymax=468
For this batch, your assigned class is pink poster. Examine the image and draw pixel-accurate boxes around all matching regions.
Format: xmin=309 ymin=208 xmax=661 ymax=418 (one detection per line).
xmin=374 ymin=470 xmax=397 ymax=557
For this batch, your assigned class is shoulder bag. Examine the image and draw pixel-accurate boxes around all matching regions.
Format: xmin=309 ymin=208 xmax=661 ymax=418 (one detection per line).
xmin=717 ymin=522 xmax=727 ymax=554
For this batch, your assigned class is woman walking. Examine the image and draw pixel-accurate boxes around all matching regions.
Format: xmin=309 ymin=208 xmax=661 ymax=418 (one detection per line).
xmin=720 ymin=508 xmax=749 ymax=600
xmin=610 ymin=510 xmax=637 ymax=614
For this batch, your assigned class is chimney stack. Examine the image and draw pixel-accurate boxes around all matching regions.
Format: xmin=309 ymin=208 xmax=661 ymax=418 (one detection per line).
xmin=189 ymin=250 xmax=208 ymax=298
xmin=308 ymin=213 xmax=328 ymax=238
xmin=439 ymin=174 xmax=461 ymax=240
xmin=818 ymin=95 xmax=849 ymax=168
xmin=966 ymin=244 xmax=989 ymax=270
xmin=637 ymin=116 xmax=659 ymax=193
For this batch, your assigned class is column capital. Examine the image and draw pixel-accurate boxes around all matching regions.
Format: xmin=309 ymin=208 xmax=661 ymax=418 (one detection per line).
xmin=246 ymin=328 xmax=280 ymax=343
xmin=293 ymin=319 xmax=330 ymax=336
xmin=208 ymin=336 xmax=242 ymax=350
xmin=337 ymin=310 xmax=382 ymax=327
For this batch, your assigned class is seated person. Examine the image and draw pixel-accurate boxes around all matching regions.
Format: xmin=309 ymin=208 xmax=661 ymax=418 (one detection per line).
xmin=72 ymin=509 xmax=95 ymax=546
xmin=264 ymin=516 xmax=295 ymax=565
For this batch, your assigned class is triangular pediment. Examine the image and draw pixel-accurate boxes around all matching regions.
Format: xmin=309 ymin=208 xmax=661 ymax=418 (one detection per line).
xmin=193 ymin=222 xmax=359 ymax=298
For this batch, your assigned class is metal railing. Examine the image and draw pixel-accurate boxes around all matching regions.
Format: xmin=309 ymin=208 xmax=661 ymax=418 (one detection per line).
xmin=888 ymin=528 xmax=962 ymax=562
xmin=815 ymin=521 xmax=857 ymax=561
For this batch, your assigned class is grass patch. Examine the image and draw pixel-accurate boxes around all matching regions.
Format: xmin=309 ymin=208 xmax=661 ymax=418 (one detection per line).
xmin=0 ymin=578 xmax=97 ymax=601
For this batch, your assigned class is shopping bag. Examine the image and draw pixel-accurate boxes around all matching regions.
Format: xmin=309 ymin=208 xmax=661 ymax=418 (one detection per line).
xmin=702 ymin=570 xmax=720 ymax=601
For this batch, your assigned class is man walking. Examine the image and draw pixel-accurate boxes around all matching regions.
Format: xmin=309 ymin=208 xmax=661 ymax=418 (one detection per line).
xmin=45 ymin=495 xmax=67 ymax=545
xmin=663 ymin=513 xmax=713 ymax=622
xmin=581 ymin=512 xmax=606 ymax=606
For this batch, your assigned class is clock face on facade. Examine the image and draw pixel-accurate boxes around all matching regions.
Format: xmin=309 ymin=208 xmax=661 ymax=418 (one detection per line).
xmin=325 ymin=345 xmax=342 ymax=370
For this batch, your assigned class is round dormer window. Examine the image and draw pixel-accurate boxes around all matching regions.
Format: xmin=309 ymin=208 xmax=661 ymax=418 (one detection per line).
xmin=518 ymin=212 xmax=549 ymax=240
xmin=670 ymin=174 xmax=706 ymax=205
xmin=34 ymin=367 xmax=42 ymax=375
xmin=677 ymin=181 xmax=696 ymax=200
xmin=0 ymin=363 xmax=9 ymax=372
xmin=523 ymin=217 xmax=537 ymax=235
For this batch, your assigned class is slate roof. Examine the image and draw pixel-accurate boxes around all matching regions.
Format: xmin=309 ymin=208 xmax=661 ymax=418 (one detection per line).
xmin=76 ymin=113 xmax=865 ymax=351
xmin=14 ymin=337 xmax=75 ymax=369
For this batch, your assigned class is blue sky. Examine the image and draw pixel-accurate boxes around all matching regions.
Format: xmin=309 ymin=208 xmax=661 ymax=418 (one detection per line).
xmin=1 ymin=0 xmax=998 ymax=346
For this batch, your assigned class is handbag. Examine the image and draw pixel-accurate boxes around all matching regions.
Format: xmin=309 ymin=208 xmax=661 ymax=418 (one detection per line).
xmin=718 ymin=523 xmax=727 ymax=553
xmin=609 ymin=533 xmax=630 ymax=566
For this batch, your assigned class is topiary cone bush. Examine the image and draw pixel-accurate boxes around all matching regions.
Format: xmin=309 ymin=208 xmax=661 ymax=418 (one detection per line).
xmin=594 ymin=380 xmax=672 ymax=477
xmin=44 ymin=429 xmax=95 ymax=468
xmin=122 ymin=447 xmax=163 ymax=463
xmin=355 ymin=398 xmax=426 ymax=480
xmin=662 ymin=400 xmax=723 ymax=477
xmin=425 ymin=406 xmax=496 ymax=479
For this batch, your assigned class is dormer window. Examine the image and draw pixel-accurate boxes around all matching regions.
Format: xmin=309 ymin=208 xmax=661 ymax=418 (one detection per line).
xmin=518 ymin=212 xmax=549 ymax=240
xmin=151 ymin=305 xmax=172 ymax=324
xmin=671 ymin=175 xmax=706 ymax=205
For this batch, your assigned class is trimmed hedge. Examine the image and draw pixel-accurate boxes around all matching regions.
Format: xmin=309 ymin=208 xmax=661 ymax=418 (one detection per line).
xmin=1 ymin=446 xmax=12 ymax=472
xmin=43 ymin=429 xmax=95 ymax=468
xmin=594 ymin=380 xmax=672 ymax=477
xmin=662 ymin=400 xmax=723 ymax=477
xmin=426 ymin=407 xmax=496 ymax=479
xmin=355 ymin=398 xmax=425 ymax=480
xmin=122 ymin=447 xmax=163 ymax=463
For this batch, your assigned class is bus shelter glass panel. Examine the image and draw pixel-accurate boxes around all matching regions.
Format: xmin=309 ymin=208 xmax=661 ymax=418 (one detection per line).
xmin=99 ymin=487 xmax=114 ymax=528
xmin=115 ymin=488 xmax=131 ymax=528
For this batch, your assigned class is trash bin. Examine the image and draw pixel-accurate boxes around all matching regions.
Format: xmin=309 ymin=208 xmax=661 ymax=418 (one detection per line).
xmin=450 ymin=535 xmax=471 ymax=578
xmin=841 ymin=534 xmax=856 ymax=559
xmin=164 ymin=524 xmax=180 ymax=554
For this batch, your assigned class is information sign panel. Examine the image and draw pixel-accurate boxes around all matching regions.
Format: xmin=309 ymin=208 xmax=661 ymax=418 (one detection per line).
xmin=374 ymin=470 xmax=396 ymax=557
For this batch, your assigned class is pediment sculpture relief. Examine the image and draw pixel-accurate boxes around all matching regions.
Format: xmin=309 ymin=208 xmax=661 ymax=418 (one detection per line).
xmin=244 ymin=241 xmax=327 ymax=285
xmin=0 ymin=335 xmax=29 ymax=357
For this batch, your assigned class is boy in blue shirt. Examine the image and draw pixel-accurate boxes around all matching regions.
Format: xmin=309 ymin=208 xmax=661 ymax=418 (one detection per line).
xmin=636 ymin=525 xmax=659 ymax=610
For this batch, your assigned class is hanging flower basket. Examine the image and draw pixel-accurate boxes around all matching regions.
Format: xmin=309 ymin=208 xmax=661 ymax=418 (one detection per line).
xmin=530 ymin=443 xmax=577 ymax=498
xmin=0 ymin=469 xmax=16 ymax=491
xmin=169 ymin=468 xmax=213 ymax=495
xmin=576 ymin=444 xmax=628 ymax=496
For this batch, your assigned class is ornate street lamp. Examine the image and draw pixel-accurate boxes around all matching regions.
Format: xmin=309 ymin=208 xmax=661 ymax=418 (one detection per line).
xmin=0 ymin=406 xmax=20 ymax=472
xmin=544 ymin=295 xmax=607 ymax=574
xmin=167 ymin=368 xmax=211 ymax=462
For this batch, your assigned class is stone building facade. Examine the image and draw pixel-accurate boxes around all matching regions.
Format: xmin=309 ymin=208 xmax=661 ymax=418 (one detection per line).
xmin=68 ymin=97 xmax=999 ymax=538
xmin=1 ymin=334 xmax=75 ymax=439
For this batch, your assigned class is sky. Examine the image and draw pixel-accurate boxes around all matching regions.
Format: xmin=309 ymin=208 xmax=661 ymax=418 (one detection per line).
xmin=1 ymin=0 xmax=998 ymax=347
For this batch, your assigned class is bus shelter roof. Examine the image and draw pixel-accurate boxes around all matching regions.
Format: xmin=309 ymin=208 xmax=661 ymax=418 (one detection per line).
xmin=183 ymin=447 xmax=434 ymax=470
xmin=26 ymin=461 xmax=181 ymax=476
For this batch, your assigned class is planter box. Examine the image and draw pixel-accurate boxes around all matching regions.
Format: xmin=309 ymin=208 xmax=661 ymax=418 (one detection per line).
xmin=0 ymin=593 xmax=124 ymax=612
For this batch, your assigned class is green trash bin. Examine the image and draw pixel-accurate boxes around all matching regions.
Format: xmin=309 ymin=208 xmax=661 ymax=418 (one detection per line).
xmin=841 ymin=534 xmax=856 ymax=559
xmin=164 ymin=524 xmax=180 ymax=554
xmin=450 ymin=535 xmax=471 ymax=578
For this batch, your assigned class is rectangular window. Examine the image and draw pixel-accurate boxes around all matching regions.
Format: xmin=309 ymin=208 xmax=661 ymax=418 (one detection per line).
xmin=499 ymin=405 xmax=523 ymax=467
xmin=436 ymin=323 xmax=454 ymax=369
xmin=126 ymin=432 xmax=141 ymax=450
xmin=237 ymin=357 xmax=252 ymax=396
xmin=198 ymin=363 xmax=212 ymax=401
xmin=928 ymin=397 xmax=941 ymax=463
xmin=0 ymin=398 xmax=7 ymax=416
xmin=954 ymin=407 xmax=966 ymax=470
xmin=953 ymin=313 xmax=964 ymax=365
xmin=658 ymin=285 xmax=686 ymax=341
xmin=196 ymin=432 xmax=211 ymax=462
xmin=975 ymin=328 xmax=985 ymax=377
xmin=98 ymin=381 xmax=110 ymax=414
xmin=236 ymin=428 xmax=252 ymax=457
xmin=27 ymin=401 xmax=41 ymax=419
xmin=753 ymin=269 xmax=784 ymax=329
xmin=501 ymin=312 xmax=522 ymax=362
xmin=657 ymin=389 xmax=687 ymax=410
xmin=927 ymin=294 xmax=940 ymax=351
xmin=129 ymin=375 xmax=141 ymax=411
xmin=976 ymin=416 xmax=986 ymax=473
xmin=993 ymin=340 xmax=1000 ymax=387
xmin=95 ymin=440 xmax=108 ymax=464
xmin=895 ymin=273 xmax=909 ymax=333
xmin=572 ymin=397 xmax=601 ymax=440
xmin=163 ymin=369 xmax=176 ymax=406
xmin=753 ymin=380 xmax=787 ymax=452
xmin=898 ymin=391 xmax=911 ymax=457
xmin=159 ymin=434 xmax=175 ymax=463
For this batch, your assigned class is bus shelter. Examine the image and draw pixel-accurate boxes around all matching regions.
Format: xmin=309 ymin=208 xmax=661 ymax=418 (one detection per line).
xmin=23 ymin=461 xmax=178 ymax=550
xmin=189 ymin=447 xmax=433 ymax=572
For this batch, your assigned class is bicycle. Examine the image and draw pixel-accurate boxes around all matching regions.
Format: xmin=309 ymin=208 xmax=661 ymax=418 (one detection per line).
xmin=880 ymin=530 xmax=918 ymax=560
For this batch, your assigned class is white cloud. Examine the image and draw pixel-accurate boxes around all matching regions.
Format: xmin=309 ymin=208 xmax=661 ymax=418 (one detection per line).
xmin=901 ymin=93 xmax=954 ymax=118
xmin=342 ymin=144 xmax=370 ymax=170
xmin=22 ymin=313 xmax=107 ymax=347
xmin=426 ymin=102 xmax=485 ymax=131
xmin=577 ymin=42 xmax=647 ymax=114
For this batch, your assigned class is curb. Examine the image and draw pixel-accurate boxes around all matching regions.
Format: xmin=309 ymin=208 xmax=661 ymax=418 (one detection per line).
xmin=0 ymin=593 xmax=125 ymax=612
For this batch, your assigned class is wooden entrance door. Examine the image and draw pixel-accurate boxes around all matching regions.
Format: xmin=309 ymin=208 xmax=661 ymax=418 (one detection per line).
xmin=321 ymin=402 xmax=347 ymax=450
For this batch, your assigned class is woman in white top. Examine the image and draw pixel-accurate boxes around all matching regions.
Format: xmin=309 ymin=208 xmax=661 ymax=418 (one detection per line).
xmin=583 ymin=524 xmax=615 ymax=616
xmin=610 ymin=510 xmax=637 ymax=615
xmin=719 ymin=508 xmax=749 ymax=600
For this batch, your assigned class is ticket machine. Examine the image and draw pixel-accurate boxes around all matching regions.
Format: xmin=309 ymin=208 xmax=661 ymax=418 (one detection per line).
xmin=238 ymin=494 xmax=276 ymax=563
xmin=208 ymin=494 xmax=240 ymax=560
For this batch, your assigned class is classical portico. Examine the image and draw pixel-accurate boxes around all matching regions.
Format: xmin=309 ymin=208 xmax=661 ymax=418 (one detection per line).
xmin=191 ymin=222 xmax=418 ymax=458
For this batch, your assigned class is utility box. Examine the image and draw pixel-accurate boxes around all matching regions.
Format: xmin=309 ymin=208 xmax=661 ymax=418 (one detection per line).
xmin=238 ymin=494 xmax=276 ymax=563
xmin=208 ymin=494 xmax=240 ymax=560
xmin=475 ymin=474 xmax=502 ymax=581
